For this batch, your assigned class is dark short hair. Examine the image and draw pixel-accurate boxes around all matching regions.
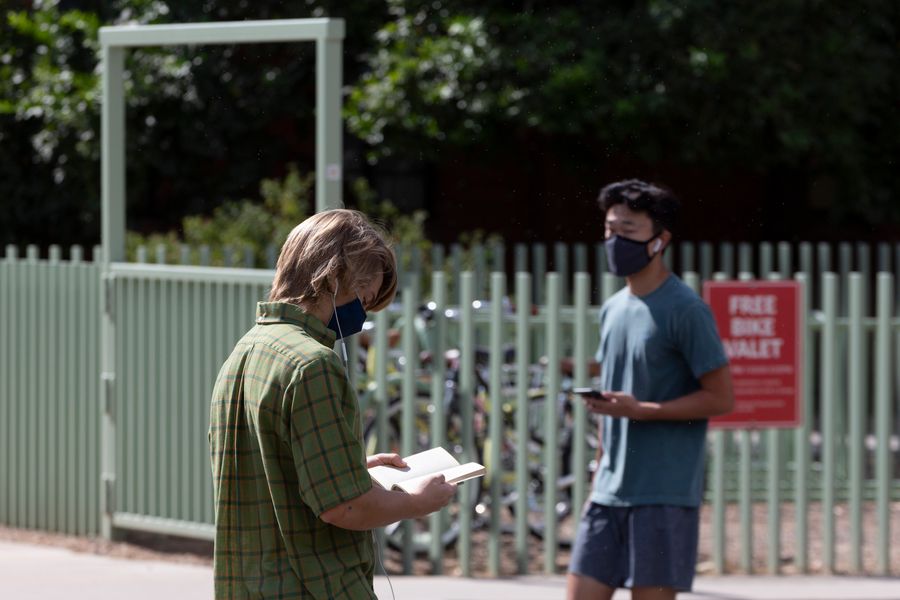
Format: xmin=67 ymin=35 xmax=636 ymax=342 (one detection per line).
xmin=598 ymin=179 xmax=680 ymax=234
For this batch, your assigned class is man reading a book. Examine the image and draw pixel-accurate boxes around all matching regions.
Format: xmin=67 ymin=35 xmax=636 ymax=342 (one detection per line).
xmin=209 ymin=209 xmax=456 ymax=599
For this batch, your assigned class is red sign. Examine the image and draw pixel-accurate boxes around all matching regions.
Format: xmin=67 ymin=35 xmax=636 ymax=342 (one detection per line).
xmin=703 ymin=281 xmax=803 ymax=429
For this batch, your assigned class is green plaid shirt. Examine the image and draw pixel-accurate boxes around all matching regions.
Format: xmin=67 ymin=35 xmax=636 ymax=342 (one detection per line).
xmin=209 ymin=302 xmax=375 ymax=599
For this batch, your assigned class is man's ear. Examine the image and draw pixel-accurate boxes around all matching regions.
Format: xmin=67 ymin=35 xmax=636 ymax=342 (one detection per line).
xmin=656 ymin=230 xmax=672 ymax=254
xmin=327 ymin=270 xmax=343 ymax=297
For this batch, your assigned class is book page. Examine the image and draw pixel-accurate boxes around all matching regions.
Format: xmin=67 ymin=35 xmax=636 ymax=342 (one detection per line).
xmin=395 ymin=462 xmax=486 ymax=493
xmin=367 ymin=447 xmax=461 ymax=490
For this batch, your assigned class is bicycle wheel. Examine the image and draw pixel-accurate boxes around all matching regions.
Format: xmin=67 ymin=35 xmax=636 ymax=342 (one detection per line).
xmin=503 ymin=391 xmax=595 ymax=548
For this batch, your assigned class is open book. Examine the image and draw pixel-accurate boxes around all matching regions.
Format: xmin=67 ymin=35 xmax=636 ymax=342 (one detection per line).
xmin=368 ymin=447 xmax=486 ymax=493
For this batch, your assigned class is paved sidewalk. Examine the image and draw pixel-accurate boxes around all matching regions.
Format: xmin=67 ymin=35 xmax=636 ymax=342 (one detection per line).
xmin=2 ymin=540 xmax=899 ymax=599
xmin=374 ymin=574 xmax=900 ymax=599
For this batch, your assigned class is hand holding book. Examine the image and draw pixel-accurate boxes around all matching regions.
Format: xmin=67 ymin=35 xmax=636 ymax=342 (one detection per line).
xmin=368 ymin=447 xmax=486 ymax=494
xmin=366 ymin=452 xmax=408 ymax=469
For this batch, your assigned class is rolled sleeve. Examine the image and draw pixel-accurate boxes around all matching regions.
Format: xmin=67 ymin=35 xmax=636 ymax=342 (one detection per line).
xmin=288 ymin=354 xmax=372 ymax=516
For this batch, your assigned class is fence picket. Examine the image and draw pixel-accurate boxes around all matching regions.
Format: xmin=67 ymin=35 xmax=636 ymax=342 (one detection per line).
xmin=428 ymin=273 xmax=447 ymax=573
xmin=821 ymin=273 xmax=838 ymax=572
xmin=543 ymin=273 xmax=561 ymax=574
xmin=0 ymin=251 xmax=9 ymax=527
xmin=514 ymin=243 xmax=528 ymax=275
xmin=574 ymin=243 xmax=588 ymax=276
xmin=720 ymin=242 xmax=735 ymax=277
xmin=877 ymin=242 xmax=890 ymax=273
xmin=701 ymin=272 xmax=727 ymax=573
xmin=766 ymin=274 xmax=782 ymax=575
xmin=794 ymin=272 xmax=812 ymax=573
xmin=681 ymin=241 xmax=696 ymax=274
xmin=488 ymin=273 xmax=504 ymax=577
xmin=875 ymin=273 xmax=893 ymax=574
xmin=572 ymin=274 xmax=590 ymax=517
xmin=458 ymin=272 xmax=475 ymax=576
xmin=848 ymin=273 xmax=865 ymax=573
xmin=700 ymin=242 xmax=714 ymax=282
xmin=514 ymin=272 xmax=531 ymax=575
xmin=554 ymin=242 xmax=569 ymax=305
xmin=400 ymin=279 xmax=418 ymax=574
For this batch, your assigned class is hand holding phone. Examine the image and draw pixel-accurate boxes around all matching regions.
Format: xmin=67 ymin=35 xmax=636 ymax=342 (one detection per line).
xmin=573 ymin=387 xmax=607 ymax=400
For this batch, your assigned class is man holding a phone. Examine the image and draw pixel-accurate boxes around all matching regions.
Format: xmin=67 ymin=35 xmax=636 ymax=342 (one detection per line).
xmin=567 ymin=180 xmax=734 ymax=600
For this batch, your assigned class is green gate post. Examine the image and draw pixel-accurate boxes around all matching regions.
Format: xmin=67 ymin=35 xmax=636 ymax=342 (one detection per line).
xmin=99 ymin=39 xmax=124 ymax=541
xmin=315 ymin=31 xmax=343 ymax=212
xmin=98 ymin=17 xmax=347 ymax=541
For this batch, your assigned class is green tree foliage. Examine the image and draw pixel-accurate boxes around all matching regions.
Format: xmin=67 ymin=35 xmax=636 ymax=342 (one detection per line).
xmin=0 ymin=0 xmax=103 ymax=246
xmin=126 ymin=164 xmax=316 ymax=267
xmin=2 ymin=0 xmax=898 ymax=248
xmin=346 ymin=0 xmax=900 ymax=224
xmin=1 ymin=0 xmax=388 ymax=247
xmin=346 ymin=0 xmax=522 ymax=161
xmin=127 ymin=165 xmax=432 ymax=268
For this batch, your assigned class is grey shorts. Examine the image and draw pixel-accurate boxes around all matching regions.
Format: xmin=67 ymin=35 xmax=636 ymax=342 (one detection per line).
xmin=568 ymin=503 xmax=700 ymax=592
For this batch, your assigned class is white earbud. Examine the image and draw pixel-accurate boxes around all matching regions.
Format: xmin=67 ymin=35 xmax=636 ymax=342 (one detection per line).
xmin=654 ymin=239 xmax=662 ymax=253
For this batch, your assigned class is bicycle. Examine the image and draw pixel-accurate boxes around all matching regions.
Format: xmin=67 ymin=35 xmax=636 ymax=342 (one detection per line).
xmin=358 ymin=299 xmax=599 ymax=553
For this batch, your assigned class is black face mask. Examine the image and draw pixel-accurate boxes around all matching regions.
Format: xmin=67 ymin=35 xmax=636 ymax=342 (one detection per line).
xmin=327 ymin=297 xmax=366 ymax=340
xmin=604 ymin=234 xmax=661 ymax=277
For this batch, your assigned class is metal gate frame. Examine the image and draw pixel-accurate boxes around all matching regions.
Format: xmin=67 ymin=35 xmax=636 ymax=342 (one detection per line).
xmin=98 ymin=18 xmax=345 ymax=540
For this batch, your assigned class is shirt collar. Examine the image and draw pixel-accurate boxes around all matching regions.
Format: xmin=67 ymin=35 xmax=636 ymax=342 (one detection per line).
xmin=256 ymin=302 xmax=336 ymax=347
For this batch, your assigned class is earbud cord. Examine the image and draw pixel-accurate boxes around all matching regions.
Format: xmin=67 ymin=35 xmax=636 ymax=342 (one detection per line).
xmin=331 ymin=283 xmax=350 ymax=366
xmin=373 ymin=530 xmax=397 ymax=600
xmin=334 ymin=284 xmax=397 ymax=600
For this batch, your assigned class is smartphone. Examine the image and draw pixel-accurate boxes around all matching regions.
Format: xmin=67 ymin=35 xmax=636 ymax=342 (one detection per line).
xmin=572 ymin=387 xmax=606 ymax=400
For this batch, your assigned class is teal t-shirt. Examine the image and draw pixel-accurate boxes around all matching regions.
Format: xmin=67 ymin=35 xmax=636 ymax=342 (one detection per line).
xmin=590 ymin=274 xmax=728 ymax=508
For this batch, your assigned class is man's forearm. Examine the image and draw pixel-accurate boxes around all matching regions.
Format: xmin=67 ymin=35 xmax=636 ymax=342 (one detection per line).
xmin=320 ymin=485 xmax=423 ymax=531
xmin=635 ymin=365 xmax=733 ymax=421
xmin=638 ymin=389 xmax=731 ymax=421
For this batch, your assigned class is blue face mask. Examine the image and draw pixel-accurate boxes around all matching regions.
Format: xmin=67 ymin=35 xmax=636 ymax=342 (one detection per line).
xmin=604 ymin=234 xmax=661 ymax=277
xmin=327 ymin=297 xmax=367 ymax=340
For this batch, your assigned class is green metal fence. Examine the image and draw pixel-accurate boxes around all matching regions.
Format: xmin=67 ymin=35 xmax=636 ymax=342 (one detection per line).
xmin=131 ymin=239 xmax=900 ymax=305
xmin=1 ymin=241 xmax=898 ymax=577
xmin=106 ymin=262 xmax=273 ymax=539
xmin=1 ymin=245 xmax=101 ymax=536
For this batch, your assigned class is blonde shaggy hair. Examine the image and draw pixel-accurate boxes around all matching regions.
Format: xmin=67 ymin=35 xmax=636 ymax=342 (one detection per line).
xmin=269 ymin=209 xmax=398 ymax=311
